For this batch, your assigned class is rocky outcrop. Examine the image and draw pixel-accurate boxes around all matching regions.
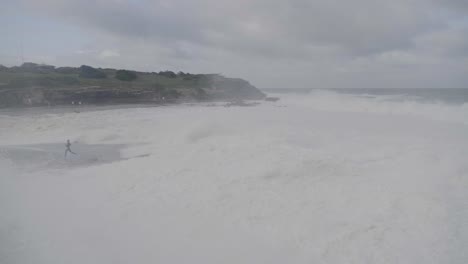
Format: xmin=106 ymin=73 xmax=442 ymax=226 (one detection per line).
xmin=0 ymin=63 xmax=265 ymax=108
xmin=207 ymin=76 xmax=265 ymax=100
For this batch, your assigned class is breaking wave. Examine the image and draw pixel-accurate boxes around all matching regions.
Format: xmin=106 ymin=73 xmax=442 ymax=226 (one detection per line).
xmin=277 ymin=89 xmax=468 ymax=125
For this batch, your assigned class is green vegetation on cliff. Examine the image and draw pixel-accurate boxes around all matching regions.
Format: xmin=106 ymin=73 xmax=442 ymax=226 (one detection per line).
xmin=0 ymin=63 xmax=265 ymax=107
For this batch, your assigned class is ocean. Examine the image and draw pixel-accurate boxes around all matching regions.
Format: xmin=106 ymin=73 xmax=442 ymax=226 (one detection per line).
xmin=1 ymin=87 xmax=467 ymax=263
xmin=263 ymin=88 xmax=468 ymax=105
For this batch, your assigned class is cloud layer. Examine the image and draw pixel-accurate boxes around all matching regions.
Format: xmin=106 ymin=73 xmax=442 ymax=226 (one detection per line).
xmin=3 ymin=0 xmax=468 ymax=88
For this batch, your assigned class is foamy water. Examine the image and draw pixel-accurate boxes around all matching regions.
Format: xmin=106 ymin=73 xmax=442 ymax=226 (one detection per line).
xmin=1 ymin=91 xmax=467 ymax=263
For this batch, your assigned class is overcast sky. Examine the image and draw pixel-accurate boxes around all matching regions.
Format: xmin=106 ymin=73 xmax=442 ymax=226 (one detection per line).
xmin=1 ymin=0 xmax=467 ymax=88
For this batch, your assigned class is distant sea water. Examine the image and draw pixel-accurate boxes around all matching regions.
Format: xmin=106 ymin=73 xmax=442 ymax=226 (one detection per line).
xmin=263 ymin=88 xmax=468 ymax=105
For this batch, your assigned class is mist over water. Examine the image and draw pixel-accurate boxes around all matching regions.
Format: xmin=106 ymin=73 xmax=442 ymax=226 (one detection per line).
xmin=264 ymin=88 xmax=468 ymax=105
xmin=1 ymin=91 xmax=467 ymax=263
xmin=270 ymin=89 xmax=468 ymax=126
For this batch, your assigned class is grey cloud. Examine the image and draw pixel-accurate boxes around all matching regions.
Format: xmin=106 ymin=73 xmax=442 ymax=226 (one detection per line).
xmin=12 ymin=0 xmax=468 ymax=88
xmin=248 ymin=0 xmax=435 ymax=54
xmin=27 ymin=0 xmax=204 ymax=42
xmin=23 ymin=0 xmax=456 ymax=56
xmin=440 ymin=0 xmax=468 ymax=12
xmin=414 ymin=27 xmax=468 ymax=57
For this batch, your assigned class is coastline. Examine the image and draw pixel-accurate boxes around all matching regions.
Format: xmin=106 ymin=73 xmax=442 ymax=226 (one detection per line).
xmin=0 ymin=63 xmax=266 ymax=108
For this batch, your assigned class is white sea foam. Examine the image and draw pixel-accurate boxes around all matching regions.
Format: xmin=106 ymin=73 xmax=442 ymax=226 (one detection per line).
xmin=278 ymin=89 xmax=468 ymax=125
xmin=1 ymin=93 xmax=467 ymax=263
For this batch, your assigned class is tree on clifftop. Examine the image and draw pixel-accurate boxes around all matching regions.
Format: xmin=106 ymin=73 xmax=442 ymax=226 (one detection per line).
xmin=115 ymin=70 xmax=137 ymax=81
xmin=79 ymin=65 xmax=107 ymax=79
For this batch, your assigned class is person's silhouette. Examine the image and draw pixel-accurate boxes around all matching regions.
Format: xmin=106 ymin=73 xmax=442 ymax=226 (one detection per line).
xmin=65 ymin=140 xmax=76 ymax=158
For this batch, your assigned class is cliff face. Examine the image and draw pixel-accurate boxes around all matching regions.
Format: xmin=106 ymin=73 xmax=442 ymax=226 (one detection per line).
xmin=207 ymin=76 xmax=266 ymax=100
xmin=0 ymin=63 xmax=265 ymax=107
